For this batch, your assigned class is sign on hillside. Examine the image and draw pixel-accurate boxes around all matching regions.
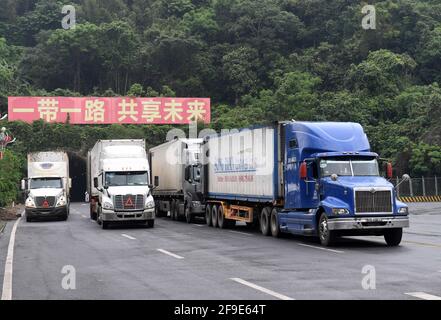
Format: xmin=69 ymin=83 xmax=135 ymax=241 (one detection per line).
xmin=8 ymin=97 xmax=210 ymax=124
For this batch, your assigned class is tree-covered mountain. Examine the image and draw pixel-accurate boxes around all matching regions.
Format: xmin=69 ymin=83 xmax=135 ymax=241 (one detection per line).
xmin=1 ymin=0 xmax=441 ymax=178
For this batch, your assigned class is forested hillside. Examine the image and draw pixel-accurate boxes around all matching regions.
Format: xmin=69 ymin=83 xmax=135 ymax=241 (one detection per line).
xmin=1 ymin=0 xmax=441 ymax=181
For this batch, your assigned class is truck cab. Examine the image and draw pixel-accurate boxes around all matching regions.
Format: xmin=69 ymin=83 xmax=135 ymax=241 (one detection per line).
xmin=89 ymin=141 xmax=155 ymax=229
xmin=280 ymin=122 xmax=409 ymax=246
xmin=22 ymin=152 xmax=71 ymax=222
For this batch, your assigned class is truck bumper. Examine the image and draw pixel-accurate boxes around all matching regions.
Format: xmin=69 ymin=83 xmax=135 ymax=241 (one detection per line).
xmin=328 ymin=216 xmax=409 ymax=231
xmin=25 ymin=206 xmax=68 ymax=219
xmin=101 ymin=208 xmax=155 ymax=222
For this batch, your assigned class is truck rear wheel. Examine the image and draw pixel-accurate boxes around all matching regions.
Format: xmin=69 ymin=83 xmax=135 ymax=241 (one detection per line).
xmin=318 ymin=213 xmax=335 ymax=246
xmin=205 ymin=205 xmax=212 ymax=226
xmin=212 ymin=205 xmax=219 ymax=228
xmin=384 ymin=228 xmax=402 ymax=246
xmin=218 ymin=205 xmax=226 ymax=229
xmin=270 ymin=208 xmax=280 ymax=238
xmin=260 ymin=207 xmax=271 ymax=236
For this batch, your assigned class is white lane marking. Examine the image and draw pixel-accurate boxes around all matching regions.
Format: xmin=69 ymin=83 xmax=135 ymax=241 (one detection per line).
xmin=405 ymin=292 xmax=441 ymax=300
xmin=81 ymin=215 xmax=87 ymax=218
xmin=297 ymin=243 xmax=344 ymax=254
xmin=121 ymin=234 xmax=136 ymax=240
xmin=157 ymin=249 xmax=184 ymax=259
xmin=1 ymin=216 xmax=22 ymax=300
xmin=230 ymin=278 xmax=294 ymax=300
xmin=194 ymin=224 xmax=205 ymax=227
xmin=229 ymin=230 xmax=253 ymax=236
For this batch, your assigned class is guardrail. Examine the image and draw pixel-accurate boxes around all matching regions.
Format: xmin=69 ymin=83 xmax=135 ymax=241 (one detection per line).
xmin=393 ymin=177 xmax=441 ymax=202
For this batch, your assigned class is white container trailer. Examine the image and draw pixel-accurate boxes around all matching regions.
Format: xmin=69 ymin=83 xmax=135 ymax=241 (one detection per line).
xmin=150 ymin=138 xmax=204 ymax=222
xmin=22 ymin=151 xmax=71 ymax=222
xmin=206 ymin=127 xmax=278 ymax=200
xmin=87 ymin=139 xmax=155 ymax=229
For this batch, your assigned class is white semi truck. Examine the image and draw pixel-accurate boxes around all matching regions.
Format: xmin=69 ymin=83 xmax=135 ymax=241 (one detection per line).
xmin=150 ymin=138 xmax=204 ymax=223
xmin=22 ymin=152 xmax=71 ymax=222
xmin=87 ymin=139 xmax=155 ymax=229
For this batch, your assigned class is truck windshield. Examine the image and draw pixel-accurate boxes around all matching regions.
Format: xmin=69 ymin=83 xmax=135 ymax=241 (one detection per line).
xmin=320 ymin=158 xmax=379 ymax=177
xmin=105 ymin=171 xmax=148 ymax=186
xmin=30 ymin=178 xmax=62 ymax=189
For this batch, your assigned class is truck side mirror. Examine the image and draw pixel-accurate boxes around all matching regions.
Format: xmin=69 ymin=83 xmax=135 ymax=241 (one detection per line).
xmin=154 ymin=176 xmax=159 ymax=187
xmin=93 ymin=177 xmax=98 ymax=188
xmin=21 ymin=179 xmax=26 ymax=191
xmin=386 ymin=162 xmax=393 ymax=179
xmin=300 ymin=162 xmax=307 ymax=180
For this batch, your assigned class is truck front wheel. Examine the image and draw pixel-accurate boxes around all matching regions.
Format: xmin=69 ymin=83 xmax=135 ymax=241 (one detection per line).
xmin=384 ymin=228 xmax=402 ymax=246
xmin=260 ymin=207 xmax=271 ymax=236
xmin=185 ymin=205 xmax=192 ymax=224
xmin=147 ymin=219 xmax=155 ymax=228
xmin=318 ymin=213 xmax=335 ymax=246
xmin=90 ymin=203 xmax=97 ymax=220
xmin=270 ymin=208 xmax=280 ymax=238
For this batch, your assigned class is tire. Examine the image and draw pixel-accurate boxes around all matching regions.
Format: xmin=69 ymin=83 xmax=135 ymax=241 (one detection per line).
xmin=147 ymin=219 xmax=155 ymax=228
xmin=185 ymin=205 xmax=192 ymax=224
xmin=102 ymin=221 xmax=109 ymax=230
xmin=175 ymin=200 xmax=182 ymax=221
xmin=218 ymin=205 xmax=226 ymax=229
xmin=171 ymin=200 xmax=176 ymax=220
xmin=90 ymin=203 xmax=97 ymax=220
xmin=26 ymin=216 xmax=32 ymax=223
xmin=260 ymin=207 xmax=271 ymax=236
xmin=212 ymin=205 xmax=219 ymax=228
xmin=270 ymin=208 xmax=280 ymax=238
xmin=61 ymin=214 xmax=68 ymax=221
xmin=384 ymin=228 xmax=402 ymax=246
xmin=205 ymin=205 xmax=212 ymax=226
xmin=318 ymin=213 xmax=335 ymax=246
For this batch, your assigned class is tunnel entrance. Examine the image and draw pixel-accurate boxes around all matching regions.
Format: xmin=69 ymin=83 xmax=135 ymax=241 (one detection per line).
xmin=68 ymin=152 xmax=87 ymax=202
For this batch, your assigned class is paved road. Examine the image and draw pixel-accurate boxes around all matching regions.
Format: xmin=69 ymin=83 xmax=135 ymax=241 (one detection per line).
xmin=0 ymin=202 xmax=440 ymax=300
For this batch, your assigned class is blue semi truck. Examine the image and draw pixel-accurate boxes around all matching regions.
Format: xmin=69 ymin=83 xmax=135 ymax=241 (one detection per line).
xmin=152 ymin=121 xmax=410 ymax=246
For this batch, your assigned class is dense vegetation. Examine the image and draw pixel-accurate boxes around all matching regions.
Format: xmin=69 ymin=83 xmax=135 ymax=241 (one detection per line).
xmin=1 ymin=0 xmax=441 ymax=204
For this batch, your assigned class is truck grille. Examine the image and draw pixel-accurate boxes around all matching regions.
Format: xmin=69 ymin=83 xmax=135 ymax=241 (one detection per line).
xmin=114 ymin=195 xmax=144 ymax=211
xmin=35 ymin=196 xmax=56 ymax=208
xmin=355 ymin=190 xmax=392 ymax=213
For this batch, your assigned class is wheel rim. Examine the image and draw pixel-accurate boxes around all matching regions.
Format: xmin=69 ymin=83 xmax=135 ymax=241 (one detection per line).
xmin=320 ymin=217 xmax=328 ymax=241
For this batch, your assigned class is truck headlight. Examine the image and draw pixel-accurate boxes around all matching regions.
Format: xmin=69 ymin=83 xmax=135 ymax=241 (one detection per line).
xmin=25 ymin=196 xmax=36 ymax=208
xmin=145 ymin=198 xmax=155 ymax=209
xmin=332 ymin=208 xmax=350 ymax=215
xmin=103 ymin=201 xmax=114 ymax=210
xmin=56 ymin=196 xmax=67 ymax=207
xmin=398 ymin=207 xmax=408 ymax=214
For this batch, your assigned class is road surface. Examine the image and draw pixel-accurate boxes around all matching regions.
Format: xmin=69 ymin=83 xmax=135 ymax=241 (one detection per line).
xmin=0 ymin=202 xmax=440 ymax=300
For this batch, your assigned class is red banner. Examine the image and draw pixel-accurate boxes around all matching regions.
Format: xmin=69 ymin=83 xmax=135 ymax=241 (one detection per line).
xmin=8 ymin=97 xmax=211 ymax=124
